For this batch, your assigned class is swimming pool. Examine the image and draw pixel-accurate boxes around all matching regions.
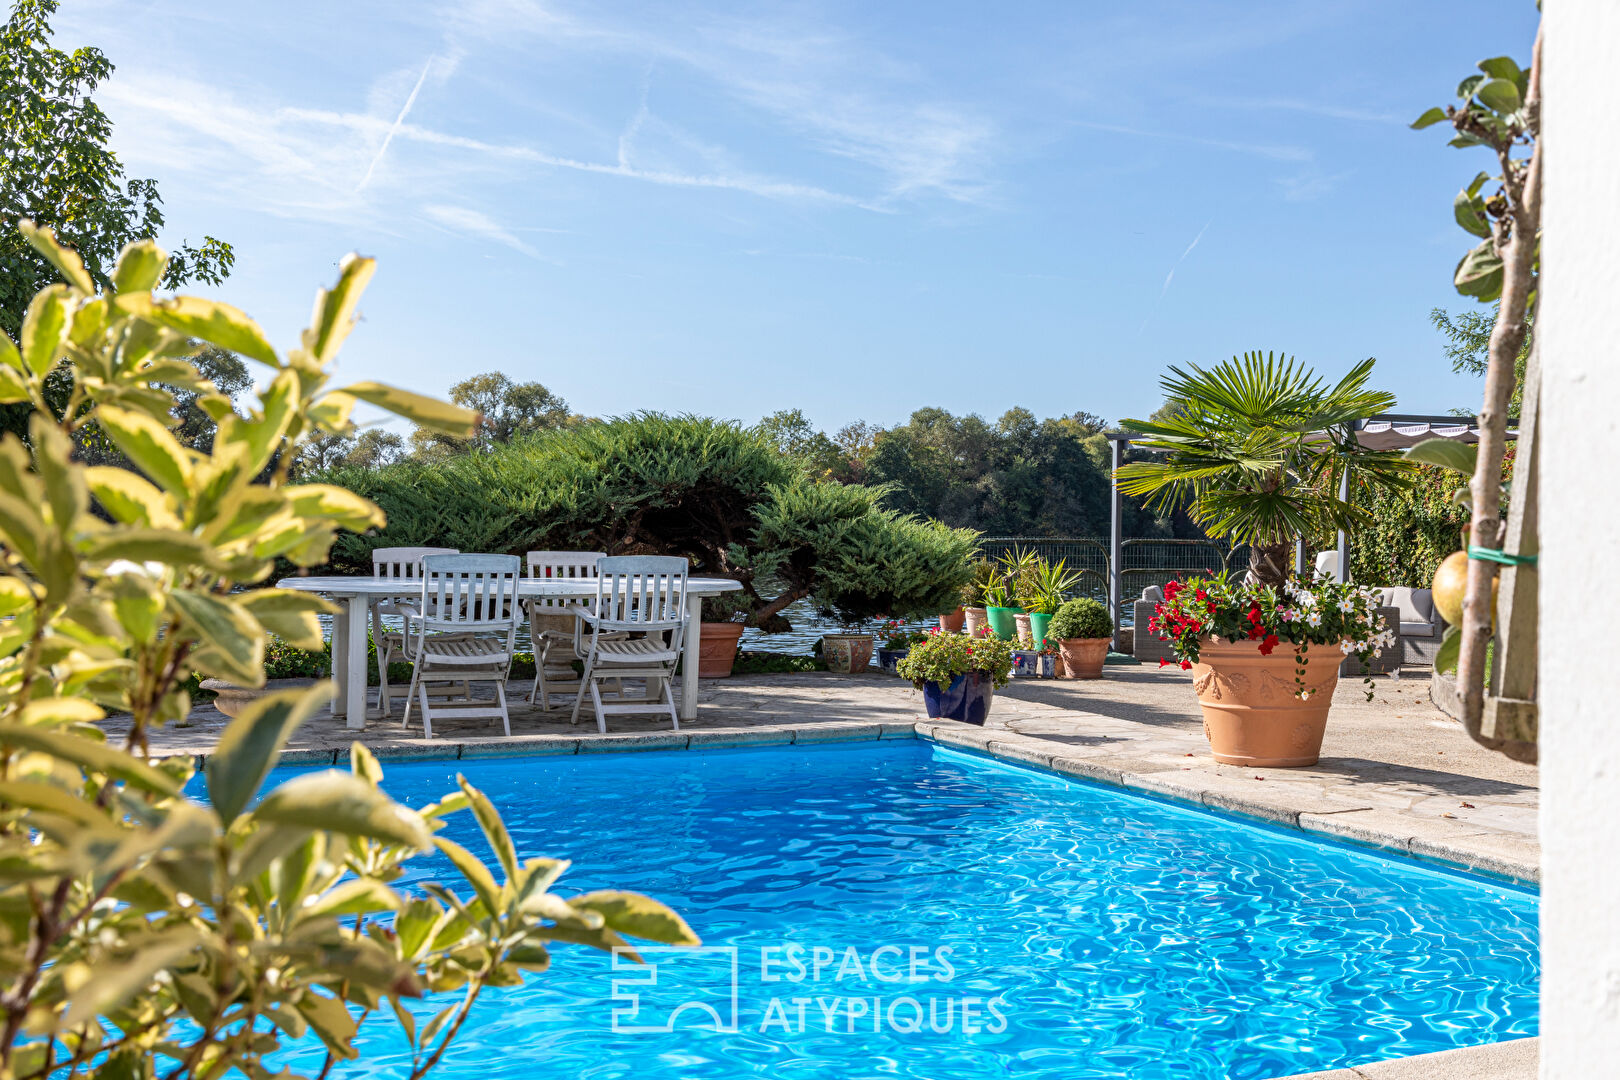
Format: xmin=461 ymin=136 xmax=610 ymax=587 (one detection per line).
xmin=260 ymin=741 xmax=1537 ymax=1080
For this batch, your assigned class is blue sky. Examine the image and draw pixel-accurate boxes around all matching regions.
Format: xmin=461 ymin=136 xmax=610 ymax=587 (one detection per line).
xmin=63 ymin=0 xmax=1538 ymax=433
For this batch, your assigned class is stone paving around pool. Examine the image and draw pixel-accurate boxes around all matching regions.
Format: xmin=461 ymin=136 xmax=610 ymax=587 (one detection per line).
xmin=114 ymin=664 xmax=1539 ymax=885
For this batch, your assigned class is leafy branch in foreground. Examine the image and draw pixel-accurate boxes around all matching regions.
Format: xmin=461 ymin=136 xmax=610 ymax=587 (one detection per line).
xmin=1412 ymin=29 xmax=1541 ymax=749
xmin=0 ymin=223 xmax=696 ymax=1080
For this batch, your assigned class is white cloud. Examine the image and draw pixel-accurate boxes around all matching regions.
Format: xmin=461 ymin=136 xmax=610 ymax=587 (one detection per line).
xmin=445 ymin=1 xmax=997 ymax=206
xmin=421 ymin=204 xmax=540 ymax=256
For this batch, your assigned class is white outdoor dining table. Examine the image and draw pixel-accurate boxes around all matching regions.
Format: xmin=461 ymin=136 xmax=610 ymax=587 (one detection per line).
xmin=275 ymin=575 xmax=743 ymax=729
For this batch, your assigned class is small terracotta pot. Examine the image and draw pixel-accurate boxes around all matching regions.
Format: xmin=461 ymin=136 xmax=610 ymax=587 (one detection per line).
xmin=698 ymin=621 xmax=746 ymax=678
xmin=963 ymin=607 xmax=989 ymax=638
xmin=939 ymin=607 xmax=966 ymax=633
xmin=822 ymin=633 xmax=875 ymax=674
xmin=1058 ymin=638 xmax=1110 ymax=679
xmin=1013 ymin=612 xmax=1034 ymax=647
xmin=1190 ymin=637 xmax=1340 ymax=767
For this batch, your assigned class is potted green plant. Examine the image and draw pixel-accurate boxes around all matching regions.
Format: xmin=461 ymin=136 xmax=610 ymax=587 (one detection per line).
xmin=1149 ymin=572 xmax=1392 ymax=766
xmin=1116 ymin=352 xmax=1414 ymax=764
xmin=1036 ymin=641 xmax=1060 ymax=678
xmin=699 ymin=593 xmax=750 ymax=678
xmin=1017 ymin=558 xmax=1083 ymax=650
xmin=1049 ymin=597 xmax=1114 ymax=679
xmin=876 ymin=620 xmax=927 ymax=675
xmin=897 ymin=627 xmax=1015 ymax=725
xmin=984 ymin=548 xmax=1036 ymax=641
xmin=961 ymin=559 xmax=997 ymax=637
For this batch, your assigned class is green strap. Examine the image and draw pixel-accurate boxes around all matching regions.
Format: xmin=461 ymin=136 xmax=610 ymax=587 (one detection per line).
xmin=1467 ymin=544 xmax=1538 ymax=568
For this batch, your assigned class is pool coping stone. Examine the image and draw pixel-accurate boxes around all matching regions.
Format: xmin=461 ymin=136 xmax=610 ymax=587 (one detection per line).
xmin=1264 ymin=1034 xmax=1537 ymax=1079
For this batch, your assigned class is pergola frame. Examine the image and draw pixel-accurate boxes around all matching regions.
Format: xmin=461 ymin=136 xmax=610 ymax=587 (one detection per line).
xmin=1103 ymin=413 xmax=1501 ymax=646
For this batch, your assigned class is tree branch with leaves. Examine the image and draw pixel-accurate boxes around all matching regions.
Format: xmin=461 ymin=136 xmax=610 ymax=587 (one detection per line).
xmin=0 ymin=223 xmax=697 ymax=1080
xmin=1411 ymin=29 xmax=1541 ymax=749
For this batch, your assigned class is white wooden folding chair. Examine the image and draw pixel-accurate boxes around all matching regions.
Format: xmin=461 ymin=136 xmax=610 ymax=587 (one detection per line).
xmin=569 ymin=556 xmax=690 ymax=733
xmin=370 ymin=546 xmax=458 ymax=716
xmin=400 ymin=554 xmax=522 ymax=739
xmin=524 ymin=551 xmax=605 ymax=709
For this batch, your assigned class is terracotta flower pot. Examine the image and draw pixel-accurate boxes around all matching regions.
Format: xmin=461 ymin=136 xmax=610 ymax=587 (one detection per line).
xmin=698 ymin=621 xmax=746 ymax=678
xmin=1190 ymin=637 xmax=1340 ymax=767
xmin=1013 ymin=612 xmax=1033 ymax=647
xmin=1058 ymin=638 xmax=1110 ymax=679
xmin=822 ymin=633 xmax=875 ymax=674
xmin=963 ymin=607 xmax=989 ymax=638
xmin=939 ymin=607 xmax=966 ymax=633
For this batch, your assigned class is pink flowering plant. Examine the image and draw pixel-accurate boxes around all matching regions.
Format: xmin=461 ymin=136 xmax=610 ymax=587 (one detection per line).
xmin=896 ymin=626 xmax=1015 ymax=690
xmin=1148 ymin=570 xmax=1394 ymax=699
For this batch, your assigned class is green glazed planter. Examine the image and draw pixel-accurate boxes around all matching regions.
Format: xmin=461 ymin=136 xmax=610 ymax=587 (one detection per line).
xmin=984 ymin=605 xmax=1024 ymax=641
xmin=1028 ymin=612 xmax=1054 ymax=650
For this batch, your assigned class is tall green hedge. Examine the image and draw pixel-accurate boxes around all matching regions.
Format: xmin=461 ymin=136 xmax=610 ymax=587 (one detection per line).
xmin=1348 ymin=452 xmax=1514 ymax=588
xmin=318 ymin=414 xmax=977 ymax=626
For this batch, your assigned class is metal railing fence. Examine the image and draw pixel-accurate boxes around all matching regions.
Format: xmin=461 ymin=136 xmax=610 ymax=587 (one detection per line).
xmin=976 ymin=535 xmax=1252 ymax=625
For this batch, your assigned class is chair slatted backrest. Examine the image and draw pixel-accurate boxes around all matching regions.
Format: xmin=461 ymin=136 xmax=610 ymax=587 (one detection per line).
xmin=374 ymin=546 xmax=459 ymax=582
xmin=526 ymin=551 xmax=605 ymax=612
xmin=420 ymin=554 xmax=522 ymax=632
xmin=593 ymin=556 xmax=689 ymax=631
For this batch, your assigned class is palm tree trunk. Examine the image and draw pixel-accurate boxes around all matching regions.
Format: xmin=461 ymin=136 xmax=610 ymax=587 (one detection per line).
xmin=1248 ymin=542 xmax=1293 ymax=588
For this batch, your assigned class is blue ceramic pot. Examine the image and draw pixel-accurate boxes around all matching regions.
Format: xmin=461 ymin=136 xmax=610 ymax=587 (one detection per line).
xmin=922 ymin=671 xmax=996 ymax=725
xmin=876 ymin=647 xmax=909 ymax=675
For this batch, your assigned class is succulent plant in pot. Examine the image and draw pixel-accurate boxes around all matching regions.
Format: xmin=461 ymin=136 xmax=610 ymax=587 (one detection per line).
xmin=1017 ymin=558 xmax=1083 ymax=649
xmin=1049 ymin=598 xmax=1114 ymax=679
xmin=984 ymin=548 xmax=1037 ymax=641
xmin=961 ymin=559 xmax=997 ymax=637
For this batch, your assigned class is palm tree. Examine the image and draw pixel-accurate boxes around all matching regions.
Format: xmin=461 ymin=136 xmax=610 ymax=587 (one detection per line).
xmin=1117 ymin=352 xmax=1413 ymax=587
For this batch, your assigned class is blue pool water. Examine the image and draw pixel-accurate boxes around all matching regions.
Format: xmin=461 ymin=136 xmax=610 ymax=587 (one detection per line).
xmin=255 ymin=742 xmax=1538 ymax=1080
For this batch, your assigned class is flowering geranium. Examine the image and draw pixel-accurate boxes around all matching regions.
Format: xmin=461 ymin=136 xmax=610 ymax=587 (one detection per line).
xmin=877 ymin=618 xmax=929 ymax=650
xmin=896 ymin=625 xmax=1015 ymax=690
xmin=1148 ymin=570 xmax=1395 ymax=699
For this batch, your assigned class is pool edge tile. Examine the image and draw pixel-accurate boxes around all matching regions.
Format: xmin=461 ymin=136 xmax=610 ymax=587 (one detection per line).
xmin=687 ymin=729 xmax=794 ymax=748
xmin=372 ymin=744 xmax=461 ymax=762
xmin=791 ymin=723 xmax=883 ymax=744
xmin=461 ymin=737 xmax=581 ymax=759
xmin=576 ymin=732 xmax=690 ymax=754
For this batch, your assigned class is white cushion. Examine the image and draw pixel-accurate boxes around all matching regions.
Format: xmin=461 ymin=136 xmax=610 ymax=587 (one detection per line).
xmin=1314 ymin=550 xmax=1340 ymax=578
xmin=1139 ymin=586 xmax=1164 ymax=603
xmin=1379 ymin=586 xmax=1438 ymax=627
xmin=1400 ymin=620 xmax=1439 ymax=637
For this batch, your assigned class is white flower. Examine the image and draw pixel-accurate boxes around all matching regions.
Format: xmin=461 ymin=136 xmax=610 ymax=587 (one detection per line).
xmin=1306 ymin=611 xmax=1322 ymax=628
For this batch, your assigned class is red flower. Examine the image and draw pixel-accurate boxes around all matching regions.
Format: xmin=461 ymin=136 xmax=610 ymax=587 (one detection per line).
xmin=1258 ymin=634 xmax=1279 ymax=656
xmin=1194 ymin=589 xmax=1207 ymax=601
xmin=1159 ymin=658 xmax=1171 ymax=668
xmin=1179 ymin=659 xmax=1192 ymax=670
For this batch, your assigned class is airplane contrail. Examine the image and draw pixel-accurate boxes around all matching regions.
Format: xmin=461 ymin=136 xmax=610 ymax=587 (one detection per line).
xmin=357 ymin=56 xmax=435 ymax=191
xmin=1160 ymin=219 xmax=1212 ymax=297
